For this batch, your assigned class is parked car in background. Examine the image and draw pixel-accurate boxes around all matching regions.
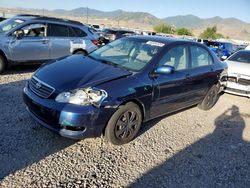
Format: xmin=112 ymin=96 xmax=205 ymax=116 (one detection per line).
xmin=0 ymin=14 xmax=99 ymax=73
xmin=221 ymin=50 xmax=250 ymax=98
xmin=99 ymin=28 xmax=136 ymax=44
xmin=0 ymin=17 xmax=6 ymax=22
xmin=204 ymin=41 xmax=236 ymax=60
xmin=23 ymin=36 xmax=226 ymax=145
xmin=245 ymin=45 xmax=250 ymax=50
xmin=91 ymin=24 xmax=100 ymax=30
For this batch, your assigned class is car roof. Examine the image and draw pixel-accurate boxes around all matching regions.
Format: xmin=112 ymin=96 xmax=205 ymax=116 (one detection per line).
xmin=13 ymin=14 xmax=84 ymax=26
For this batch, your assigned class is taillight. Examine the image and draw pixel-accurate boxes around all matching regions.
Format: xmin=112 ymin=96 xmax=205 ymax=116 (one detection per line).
xmin=91 ymin=40 xmax=99 ymax=46
xmin=110 ymin=34 xmax=116 ymax=41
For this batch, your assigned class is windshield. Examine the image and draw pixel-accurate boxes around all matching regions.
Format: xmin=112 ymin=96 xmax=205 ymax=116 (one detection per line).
xmin=0 ymin=18 xmax=24 ymax=33
xmin=228 ymin=51 xmax=250 ymax=63
xmin=89 ymin=38 xmax=164 ymax=71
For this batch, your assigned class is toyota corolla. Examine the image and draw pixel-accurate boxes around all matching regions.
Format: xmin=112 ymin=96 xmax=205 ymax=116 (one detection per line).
xmin=23 ymin=36 xmax=226 ymax=145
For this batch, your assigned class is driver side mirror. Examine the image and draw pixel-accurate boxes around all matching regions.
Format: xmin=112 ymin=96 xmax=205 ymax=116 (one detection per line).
xmin=15 ymin=30 xmax=24 ymax=39
xmin=154 ymin=65 xmax=175 ymax=75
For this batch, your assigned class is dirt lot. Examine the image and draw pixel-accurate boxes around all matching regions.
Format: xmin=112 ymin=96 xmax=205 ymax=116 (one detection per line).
xmin=0 ymin=67 xmax=250 ymax=187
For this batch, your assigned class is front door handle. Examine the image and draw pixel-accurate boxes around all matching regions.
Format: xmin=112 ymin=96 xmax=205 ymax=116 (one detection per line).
xmin=41 ymin=40 xmax=49 ymax=44
xmin=185 ymin=73 xmax=190 ymax=78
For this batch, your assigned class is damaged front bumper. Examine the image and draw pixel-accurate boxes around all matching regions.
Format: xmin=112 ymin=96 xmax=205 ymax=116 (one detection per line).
xmin=221 ymin=73 xmax=250 ymax=98
xmin=23 ymin=86 xmax=116 ymax=139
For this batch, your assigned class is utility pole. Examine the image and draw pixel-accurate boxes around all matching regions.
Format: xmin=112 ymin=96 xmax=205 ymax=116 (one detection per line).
xmin=86 ymin=6 xmax=89 ymax=24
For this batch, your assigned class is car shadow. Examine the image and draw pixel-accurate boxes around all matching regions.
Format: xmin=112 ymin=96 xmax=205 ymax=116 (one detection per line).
xmin=0 ymin=79 xmax=76 ymax=180
xmin=130 ymin=105 xmax=250 ymax=187
xmin=2 ymin=64 xmax=40 ymax=75
xmin=138 ymin=105 xmax=198 ymax=138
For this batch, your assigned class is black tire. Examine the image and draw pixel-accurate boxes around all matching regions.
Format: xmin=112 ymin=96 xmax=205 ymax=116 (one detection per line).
xmin=198 ymin=84 xmax=220 ymax=111
xmin=74 ymin=50 xmax=87 ymax=56
xmin=105 ymin=102 xmax=142 ymax=145
xmin=0 ymin=55 xmax=7 ymax=73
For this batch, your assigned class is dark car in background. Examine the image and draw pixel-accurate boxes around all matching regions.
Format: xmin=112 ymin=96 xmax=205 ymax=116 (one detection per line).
xmin=0 ymin=17 xmax=6 ymax=22
xmin=23 ymin=36 xmax=226 ymax=145
xmin=204 ymin=41 xmax=236 ymax=59
xmin=99 ymin=28 xmax=136 ymax=44
xmin=0 ymin=14 xmax=99 ymax=73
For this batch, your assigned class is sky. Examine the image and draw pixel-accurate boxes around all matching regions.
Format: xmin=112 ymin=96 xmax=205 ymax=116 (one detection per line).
xmin=1 ymin=0 xmax=250 ymax=23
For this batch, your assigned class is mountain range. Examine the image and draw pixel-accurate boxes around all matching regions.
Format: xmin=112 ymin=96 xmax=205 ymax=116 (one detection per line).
xmin=2 ymin=7 xmax=250 ymax=40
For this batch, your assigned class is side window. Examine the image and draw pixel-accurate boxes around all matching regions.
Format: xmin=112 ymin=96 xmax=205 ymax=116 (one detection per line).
xmin=158 ymin=46 xmax=189 ymax=71
xmin=21 ymin=23 xmax=46 ymax=37
xmin=190 ymin=46 xmax=213 ymax=68
xmin=68 ymin=26 xmax=77 ymax=37
xmin=72 ymin=27 xmax=87 ymax=37
xmin=47 ymin=24 xmax=68 ymax=37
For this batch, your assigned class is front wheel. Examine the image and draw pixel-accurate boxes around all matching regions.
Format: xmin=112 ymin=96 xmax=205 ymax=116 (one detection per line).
xmin=104 ymin=102 xmax=142 ymax=145
xmin=198 ymin=84 xmax=220 ymax=111
xmin=0 ymin=55 xmax=7 ymax=73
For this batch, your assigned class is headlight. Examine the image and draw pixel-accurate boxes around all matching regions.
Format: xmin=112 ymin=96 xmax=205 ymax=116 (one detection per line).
xmin=55 ymin=88 xmax=108 ymax=107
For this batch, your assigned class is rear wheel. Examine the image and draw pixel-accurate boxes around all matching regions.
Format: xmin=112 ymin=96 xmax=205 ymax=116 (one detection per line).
xmin=198 ymin=84 xmax=220 ymax=111
xmin=105 ymin=102 xmax=142 ymax=145
xmin=74 ymin=50 xmax=87 ymax=56
xmin=0 ymin=55 xmax=7 ymax=73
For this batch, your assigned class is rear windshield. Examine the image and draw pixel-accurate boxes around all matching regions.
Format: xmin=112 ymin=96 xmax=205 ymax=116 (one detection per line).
xmin=228 ymin=51 xmax=250 ymax=63
xmin=103 ymin=29 xmax=117 ymax=34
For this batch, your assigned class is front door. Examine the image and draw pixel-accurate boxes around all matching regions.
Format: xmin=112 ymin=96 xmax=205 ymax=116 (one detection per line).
xmin=9 ymin=23 xmax=49 ymax=62
xmin=150 ymin=45 xmax=192 ymax=118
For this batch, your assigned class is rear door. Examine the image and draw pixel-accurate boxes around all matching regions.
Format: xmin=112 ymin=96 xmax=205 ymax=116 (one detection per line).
xmin=187 ymin=45 xmax=217 ymax=102
xmin=47 ymin=23 xmax=71 ymax=59
xmin=150 ymin=45 xmax=192 ymax=118
xmin=9 ymin=23 xmax=49 ymax=62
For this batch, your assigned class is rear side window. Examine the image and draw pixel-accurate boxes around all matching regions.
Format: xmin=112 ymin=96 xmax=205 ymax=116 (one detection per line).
xmin=72 ymin=27 xmax=87 ymax=37
xmin=190 ymin=46 xmax=213 ymax=68
xmin=158 ymin=46 xmax=189 ymax=71
xmin=47 ymin=24 xmax=68 ymax=37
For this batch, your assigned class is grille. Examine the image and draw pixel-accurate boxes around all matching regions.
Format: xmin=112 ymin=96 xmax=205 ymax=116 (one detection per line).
xmin=238 ymin=78 xmax=250 ymax=86
xmin=227 ymin=77 xmax=237 ymax=83
xmin=226 ymin=88 xmax=250 ymax=95
xmin=29 ymin=77 xmax=55 ymax=98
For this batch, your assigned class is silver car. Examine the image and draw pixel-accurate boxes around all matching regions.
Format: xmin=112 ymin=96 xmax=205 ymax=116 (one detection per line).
xmin=0 ymin=14 xmax=99 ymax=73
xmin=221 ymin=50 xmax=250 ymax=97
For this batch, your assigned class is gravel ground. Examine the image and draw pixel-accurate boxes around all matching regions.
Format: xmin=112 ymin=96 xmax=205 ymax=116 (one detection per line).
xmin=0 ymin=66 xmax=250 ymax=188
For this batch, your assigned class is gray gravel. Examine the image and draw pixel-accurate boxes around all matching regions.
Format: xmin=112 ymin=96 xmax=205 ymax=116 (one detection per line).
xmin=0 ymin=67 xmax=250 ymax=188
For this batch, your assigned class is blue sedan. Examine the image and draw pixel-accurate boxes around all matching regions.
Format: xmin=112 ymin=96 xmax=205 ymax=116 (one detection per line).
xmin=23 ymin=36 xmax=227 ymax=145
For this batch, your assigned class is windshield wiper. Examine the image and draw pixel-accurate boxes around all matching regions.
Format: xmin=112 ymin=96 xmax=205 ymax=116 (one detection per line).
xmin=88 ymin=55 xmax=132 ymax=72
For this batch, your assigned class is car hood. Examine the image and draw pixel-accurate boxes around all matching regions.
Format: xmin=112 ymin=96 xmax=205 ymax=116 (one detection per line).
xmin=225 ymin=60 xmax=250 ymax=76
xmin=34 ymin=55 xmax=132 ymax=92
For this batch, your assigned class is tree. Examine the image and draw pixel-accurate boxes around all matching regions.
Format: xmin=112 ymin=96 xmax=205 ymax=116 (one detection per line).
xmin=200 ymin=26 xmax=224 ymax=39
xmin=176 ymin=28 xmax=193 ymax=36
xmin=153 ymin=23 xmax=175 ymax=34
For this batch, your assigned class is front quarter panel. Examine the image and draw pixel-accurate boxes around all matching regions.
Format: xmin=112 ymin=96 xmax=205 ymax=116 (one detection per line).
xmin=97 ymin=74 xmax=153 ymax=121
